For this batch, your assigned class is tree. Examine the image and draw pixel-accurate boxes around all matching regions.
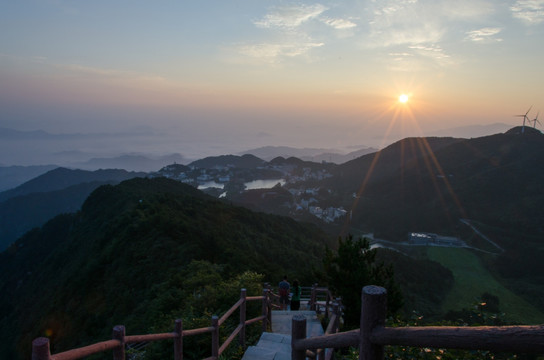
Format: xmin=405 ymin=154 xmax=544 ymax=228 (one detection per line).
xmin=323 ymin=235 xmax=403 ymax=327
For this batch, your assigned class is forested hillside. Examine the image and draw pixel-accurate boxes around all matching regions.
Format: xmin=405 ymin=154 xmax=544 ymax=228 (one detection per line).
xmin=329 ymin=128 xmax=544 ymax=239
xmin=0 ymin=177 xmax=333 ymax=359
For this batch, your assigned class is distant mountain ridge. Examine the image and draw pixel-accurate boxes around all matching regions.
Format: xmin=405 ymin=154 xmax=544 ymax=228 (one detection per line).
xmin=0 ymin=167 xmax=146 ymax=250
xmin=0 ymin=167 xmax=146 ymax=203
xmin=240 ymin=145 xmax=378 ymax=163
xmin=188 ymin=154 xmax=266 ymax=169
xmin=427 ymin=122 xmax=512 ymax=138
xmin=0 ymin=127 xmax=187 ymax=171
xmin=71 ymin=153 xmax=186 ymax=172
xmin=0 ymin=165 xmax=58 ymax=192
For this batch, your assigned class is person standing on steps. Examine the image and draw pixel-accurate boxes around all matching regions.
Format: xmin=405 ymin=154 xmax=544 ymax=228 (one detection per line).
xmin=278 ymin=275 xmax=290 ymax=310
xmin=290 ymin=280 xmax=301 ymax=311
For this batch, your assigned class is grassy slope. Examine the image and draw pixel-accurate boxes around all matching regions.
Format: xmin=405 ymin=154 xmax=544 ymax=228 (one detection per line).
xmin=426 ymin=247 xmax=544 ymax=324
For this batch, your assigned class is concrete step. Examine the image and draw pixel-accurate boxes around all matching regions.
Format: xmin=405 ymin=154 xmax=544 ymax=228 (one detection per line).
xmin=242 ymin=332 xmax=291 ymax=360
xmin=271 ymin=310 xmax=324 ymax=337
xmin=242 ymin=311 xmax=326 ymax=360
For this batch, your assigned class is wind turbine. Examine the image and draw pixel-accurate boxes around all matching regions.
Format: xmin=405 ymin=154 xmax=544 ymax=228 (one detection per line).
xmin=531 ymin=112 xmax=541 ymax=128
xmin=514 ymin=106 xmax=532 ymax=134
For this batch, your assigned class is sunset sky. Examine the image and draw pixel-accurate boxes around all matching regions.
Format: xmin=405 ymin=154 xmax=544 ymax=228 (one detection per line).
xmin=1 ymin=0 xmax=544 ymax=162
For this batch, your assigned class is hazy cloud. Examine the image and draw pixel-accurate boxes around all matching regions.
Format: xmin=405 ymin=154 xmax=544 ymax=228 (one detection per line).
xmin=409 ymin=44 xmax=450 ymax=59
xmin=58 ymin=64 xmax=169 ymax=86
xmin=238 ymin=3 xmax=345 ymax=64
xmin=320 ymin=17 xmax=357 ymax=29
xmin=367 ymin=1 xmax=446 ymax=47
xmin=256 ymin=131 xmax=272 ymax=138
xmin=511 ymin=0 xmax=544 ymax=24
xmin=441 ymin=0 xmax=496 ymax=20
xmin=365 ymin=0 xmax=502 ymax=69
xmin=465 ymin=27 xmax=503 ymax=42
xmin=236 ymin=41 xmax=324 ymax=65
xmin=253 ymin=4 xmax=328 ymax=29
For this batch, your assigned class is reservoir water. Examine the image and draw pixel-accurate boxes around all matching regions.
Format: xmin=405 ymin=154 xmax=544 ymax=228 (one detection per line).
xmin=244 ymin=179 xmax=285 ymax=190
xmin=197 ymin=181 xmax=224 ymax=190
xmin=198 ymin=179 xmax=285 ymax=190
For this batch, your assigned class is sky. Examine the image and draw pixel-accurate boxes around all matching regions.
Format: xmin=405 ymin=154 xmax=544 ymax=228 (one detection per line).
xmin=1 ymin=0 xmax=544 ymax=164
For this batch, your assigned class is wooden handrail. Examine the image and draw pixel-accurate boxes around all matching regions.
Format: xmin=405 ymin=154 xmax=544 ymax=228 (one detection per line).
xmin=371 ymin=325 xmax=544 ymax=353
xmin=125 ymin=333 xmax=177 ymax=343
xmin=219 ymin=297 xmax=244 ymax=326
xmin=182 ymin=326 xmax=214 ymax=337
xmin=246 ymin=315 xmax=267 ymax=326
xmin=32 ymin=286 xmax=273 ymax=360
xmin=50 ymin=340 xmax=121 ymax=360
xmin=293 ymin=329 xmax=359 ymax=350
xmin=218 ymin=323 xmax=244 ymax=354
xmin=292 ymin=285 xmax=544 ymax=360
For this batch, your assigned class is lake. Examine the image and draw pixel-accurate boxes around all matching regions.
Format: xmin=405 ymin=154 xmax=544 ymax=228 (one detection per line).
xmin=244 ymin=179 xmax=285 ymax=190
xmin=198 ymin=179 xmax=285 ymax=190
xmin=197 ymin=181 xmax=224 ymax=190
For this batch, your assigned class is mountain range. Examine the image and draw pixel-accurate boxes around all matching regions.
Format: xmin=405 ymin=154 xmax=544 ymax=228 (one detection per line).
xmin=1 ymin=126 xmax=543 ymax=358
xmin=239 ymin=145 xmax=378 ymax=163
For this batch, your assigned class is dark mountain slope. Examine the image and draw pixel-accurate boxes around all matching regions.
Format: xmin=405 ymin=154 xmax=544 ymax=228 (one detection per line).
xmin=0 ymin=168 xmax=146 ymax=250
xmin=0 ymin=181 xmax=117 ymax=250
xmin=270 ymin=156 xmax=338 ymax=170
xmin=0 ymin=167 xmax=146 ymax=202
xmin=326 ymin=130 xmax=544 ymax=239
xmin=0 ymin=177 xmax=332 ymax=358
xmin=188 ymin=154 xmax=265 ymax=169
xmin=0 ymin=165 xmax=57 ymax=192
xmin=330 ymin=136 xmax=463 ymax=190
xmin=428 ymin=129 xmax=544 ymax=232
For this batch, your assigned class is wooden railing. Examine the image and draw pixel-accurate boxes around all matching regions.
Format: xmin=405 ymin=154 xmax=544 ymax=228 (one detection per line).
xmin=291 ymin=285 xmax=544 ymax=360
xmin=308 ymin=283 xmax=338 ymax=319
xmin=32 ymin=288 xmax=271 ymax=360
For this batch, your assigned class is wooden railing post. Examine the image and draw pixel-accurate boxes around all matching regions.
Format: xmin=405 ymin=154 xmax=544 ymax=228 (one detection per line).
xmin=292 ymin=314 xmax=307 ymax=360
xmin=239 ymin=288 xmax=247 ymax=348
xmin=310 ymin=283 xmax=317 ymax=311
xmin=112 ymin=325 xmax=125 ymax=360
xmin=359 ymin=286 xmax=386 ymax=360
xmin=325 ymin=291 xmax=330 ymax=318
xmin=262 ymin=288 xmax=271 ymax=332
xmin=174 ymin=319 xmax=183 ymax=360
xmin=333 ymin=302 xmax=340 ymax=332
xmin=32 ymin=337 xmax=51 ymax=360
xmin=212 ymin=316 xmax=219 ymax=359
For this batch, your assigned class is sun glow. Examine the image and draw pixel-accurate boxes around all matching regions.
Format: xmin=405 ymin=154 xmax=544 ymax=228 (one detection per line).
xmin=399 ymin=94 xmax=409 ymax=103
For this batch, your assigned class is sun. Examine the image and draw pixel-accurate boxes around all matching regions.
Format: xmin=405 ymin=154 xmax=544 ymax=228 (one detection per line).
xmin=398 ymin=94 xmax=409 ymax=103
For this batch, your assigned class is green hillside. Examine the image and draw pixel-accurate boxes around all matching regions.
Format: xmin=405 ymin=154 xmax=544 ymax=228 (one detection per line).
xmin=0 ymin=177 xmax=334 ymax=359
xmin=427 ymin=247 xmax=544 ymax=324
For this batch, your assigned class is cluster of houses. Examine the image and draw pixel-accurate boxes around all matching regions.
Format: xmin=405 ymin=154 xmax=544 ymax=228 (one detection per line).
xmin=155 ymin=162 xmax=348 ymax=223
xmin=308 ymin=206 xmax=348 ymax=223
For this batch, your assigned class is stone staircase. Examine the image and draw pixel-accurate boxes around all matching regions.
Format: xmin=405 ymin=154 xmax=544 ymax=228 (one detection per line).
xmin=242 ymin=332 xmax=292 ymax=360
xmin=242 ymin=310 xmax=325 ymax=360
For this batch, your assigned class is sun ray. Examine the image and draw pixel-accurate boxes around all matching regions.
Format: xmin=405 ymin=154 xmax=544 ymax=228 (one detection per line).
xmin=341 ymin=91 xmax=467 ymax=236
